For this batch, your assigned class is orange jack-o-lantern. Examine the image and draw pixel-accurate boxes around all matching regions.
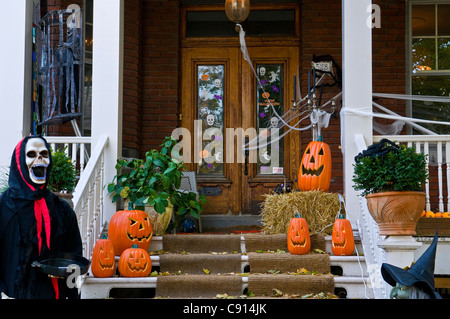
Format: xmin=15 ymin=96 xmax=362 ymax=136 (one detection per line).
xmin=108 ymin=210 xmax=153 ymax=256
xmin=331 ymin=214 xmax=355 ymax=256
xmin=118 ymin=244 xmax=152 ymax=277
xmin=287 ymin=213 xmax=311 ymax=255
xmin=298 ymin=137 xmax=332 ymax=192
xmin=91 ymin=235 xmax=116 ymax=277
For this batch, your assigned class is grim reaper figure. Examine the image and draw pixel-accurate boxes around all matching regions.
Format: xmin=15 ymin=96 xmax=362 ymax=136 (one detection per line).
xmin=0 ymin=136 xmax=82 ymax=299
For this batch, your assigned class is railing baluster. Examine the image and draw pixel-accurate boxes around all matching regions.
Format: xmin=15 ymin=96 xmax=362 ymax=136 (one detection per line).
xmin=80 ymin=143 xmax=86 ymax=174
xmin=424 ymin=142 xmax=431 ymax=212
xmin=437 ymin=142 xmax=444 ymax=212
xmin=446 ymin=141 xmax=450 ymax=212
xmin=71 ymin=143 xmax=77 ymax=169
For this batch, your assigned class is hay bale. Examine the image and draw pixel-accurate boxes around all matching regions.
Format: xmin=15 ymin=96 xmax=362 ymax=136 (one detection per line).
xmin=260 ymin=191 xmax=344 ymax=235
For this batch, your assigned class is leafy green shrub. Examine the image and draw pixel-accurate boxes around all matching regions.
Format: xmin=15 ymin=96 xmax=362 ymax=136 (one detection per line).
xmin=108 ymin=137 xmax=206 ymax=219
xmin=352 ymin=142 xmax=428 ymax=196
xmin=48 ymin=148 xmax=77 ymax=193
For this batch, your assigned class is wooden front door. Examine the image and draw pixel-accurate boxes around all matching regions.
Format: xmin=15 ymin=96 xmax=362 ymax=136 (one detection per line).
xmin=181 ymin=46 xmax=300 ymax=215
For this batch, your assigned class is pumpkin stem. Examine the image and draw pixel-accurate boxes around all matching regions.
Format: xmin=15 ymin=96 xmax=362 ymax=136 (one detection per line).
xmin=338 ymin=214 xmax=345 ymax=219
xmin=295 ymin=213 xmax=302 ymax=218
xmin=101 ymin=234 xmax=108 ymax=239
xmin=132 ymin=244 xmax=138 ymax=249
xmin=317 ymin=135 xmax=323 ymax=142
xmin=128 ymin=201 xmax=134 ymax=210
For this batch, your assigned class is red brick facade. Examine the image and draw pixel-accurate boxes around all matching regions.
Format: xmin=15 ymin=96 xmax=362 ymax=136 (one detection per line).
xmin=43 ymin=0 xmax=408 ymax=195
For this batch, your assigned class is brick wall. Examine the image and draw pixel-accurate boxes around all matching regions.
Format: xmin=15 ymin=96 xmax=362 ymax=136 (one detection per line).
xmin=300 ymin=0 xmax=343 ymax=192
xmin=123 ymin=0 xmax=143 ymax=157
xmin=372 ymin=0 xmax=407 ymax=130
xmin=140 ymin=0 xmax=180 ymax=156
xmin=41 ymin=0 xmax=409 ymax=195
xmin=298 ymin=0 xmax=406 ymax=193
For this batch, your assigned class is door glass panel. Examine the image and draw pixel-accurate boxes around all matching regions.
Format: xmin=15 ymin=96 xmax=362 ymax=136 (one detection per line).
xmin=256 ymin=64 xmax=284 ymax=175
xmin=197 ymin=65 xmax=225 ymax=176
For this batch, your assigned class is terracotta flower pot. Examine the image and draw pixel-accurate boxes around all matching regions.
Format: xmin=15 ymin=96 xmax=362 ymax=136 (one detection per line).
xmin=365 ymin=191 xmax=425 ymax=236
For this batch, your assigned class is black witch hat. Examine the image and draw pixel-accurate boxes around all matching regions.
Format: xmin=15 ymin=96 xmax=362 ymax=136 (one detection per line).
xmin=381 ymin=231 xmax=441 ymax=299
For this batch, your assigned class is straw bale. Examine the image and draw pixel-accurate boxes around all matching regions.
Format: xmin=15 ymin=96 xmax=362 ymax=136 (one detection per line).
xmin=260 ymin=191 xmax=344 ymax=235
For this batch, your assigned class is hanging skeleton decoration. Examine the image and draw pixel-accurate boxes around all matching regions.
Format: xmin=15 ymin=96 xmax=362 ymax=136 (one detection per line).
xmin=37 ymin=6 xmax=83 ymax=126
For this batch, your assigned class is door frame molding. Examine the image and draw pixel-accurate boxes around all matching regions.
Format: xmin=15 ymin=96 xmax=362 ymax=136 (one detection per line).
xmin=179 ymin=3 xmax=301 ymax=214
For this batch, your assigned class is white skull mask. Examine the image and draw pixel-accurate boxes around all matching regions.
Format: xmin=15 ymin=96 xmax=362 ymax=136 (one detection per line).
xmin=25 ymin=138 xmax=50 ymax=184
xmin=214 ymin=79 xmax=222 ymax=88
xmin=206 ymin=114 xmax=215 ymax=126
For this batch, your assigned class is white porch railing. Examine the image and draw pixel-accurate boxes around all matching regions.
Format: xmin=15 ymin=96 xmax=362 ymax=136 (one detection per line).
xmin=44 ymin=134 xmax=108 ymax=294
xmin=356 ymin=134 xmax=450 ymax=299
xmin=44 ymin=135 xmax=107 ymax=259
xmin=45 ymin=136 xmax=91 ymax=176
xmin=373 ymin=135 xmax=450 ymax=213
xmin=354 ymin=134 xmax=387 ymax=299
xmin=64 ymin=135 xmax=108 ymax=259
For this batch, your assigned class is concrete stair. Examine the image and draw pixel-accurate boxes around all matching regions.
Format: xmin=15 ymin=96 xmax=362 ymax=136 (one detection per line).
xmin=80 ymin=232 xmax=373 ymax=299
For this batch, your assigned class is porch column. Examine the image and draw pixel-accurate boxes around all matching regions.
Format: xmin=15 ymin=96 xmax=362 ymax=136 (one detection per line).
xmin=378 ymin=236 xmax=422 ymax=298
xmin=341 ymin=0 xmax=373 ymax=227
xmin=0 ymin=0 xmax=33 ymax=168
xmin=91 ymin=0 xmax=124 ymax=221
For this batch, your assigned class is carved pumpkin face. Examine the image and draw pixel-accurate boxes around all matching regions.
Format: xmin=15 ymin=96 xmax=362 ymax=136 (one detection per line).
xmin=298 ymin=140 xmax=332 ymax=192
xmin=108 ymin=210 xmax=153 ymax=255
xmin=118 ymin=244 xmax=152 ymax=277
xmin=287 ymin=213 xmax=311 ymax=255
xmin=91 ymin=237 xmax=116 ymax=277
xmin=331 ymin=215 xmax=355 ymax=256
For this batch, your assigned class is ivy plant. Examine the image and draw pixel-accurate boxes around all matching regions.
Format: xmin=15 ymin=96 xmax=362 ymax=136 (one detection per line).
xmin=107 ymin=137 xmax=206 ymax=219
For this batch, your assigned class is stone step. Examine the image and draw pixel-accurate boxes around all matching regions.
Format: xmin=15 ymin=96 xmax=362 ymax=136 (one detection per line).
xmin=81 ymin=233 xmax=372 ymax=299
xmin=82 ymin=273 xmax=337 ymax=299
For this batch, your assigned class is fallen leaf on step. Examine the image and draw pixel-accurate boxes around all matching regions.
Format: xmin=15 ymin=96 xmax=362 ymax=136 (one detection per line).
xmin=268 ymin=269 xmax=280 ymax=274
xmin=272 ymin=288 xmax=284 ymax=297
xmin=203 ymin=268 xmax=211 ymax=274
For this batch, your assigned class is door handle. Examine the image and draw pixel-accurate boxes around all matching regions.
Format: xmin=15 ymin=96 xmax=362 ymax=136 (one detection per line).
xmin=244 ymin=137 xmax=249 ymax=176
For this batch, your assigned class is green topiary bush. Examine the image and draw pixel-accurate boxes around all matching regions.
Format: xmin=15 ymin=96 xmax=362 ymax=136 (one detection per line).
xmin=352 ymin=140 xmax=428 ymax=196
xmin=48 ymin=148 xmax=77 ymax=193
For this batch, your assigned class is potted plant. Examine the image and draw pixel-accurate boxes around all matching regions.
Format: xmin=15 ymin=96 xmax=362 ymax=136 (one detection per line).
xmin=48 ymin=148 xmax=77 ymax=208
xmin=107 ymin=136 xmax=206 ymax=235
xmin=352 ymin=139 xmax=428 ymax=236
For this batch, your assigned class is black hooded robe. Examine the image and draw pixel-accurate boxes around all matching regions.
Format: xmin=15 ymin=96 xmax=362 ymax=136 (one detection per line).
xmin=0 ymin=136 xmax=83 ymax=299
